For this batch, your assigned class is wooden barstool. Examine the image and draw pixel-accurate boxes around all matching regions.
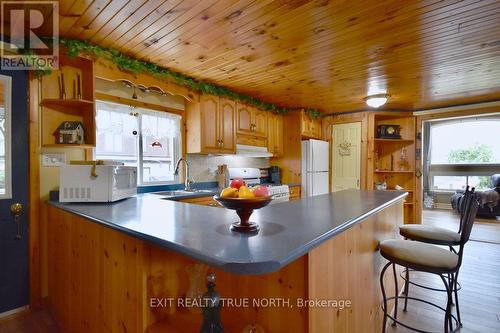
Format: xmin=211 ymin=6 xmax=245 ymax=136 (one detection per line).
xmin=379 ymin=193 xmax=478 ymax=333
xmin=398 ymin=187 xmax=474 ymax=326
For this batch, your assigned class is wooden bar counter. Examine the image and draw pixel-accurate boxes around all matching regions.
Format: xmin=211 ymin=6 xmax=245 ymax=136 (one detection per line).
xmin=47 ymin=190 xmax=406 ymax=332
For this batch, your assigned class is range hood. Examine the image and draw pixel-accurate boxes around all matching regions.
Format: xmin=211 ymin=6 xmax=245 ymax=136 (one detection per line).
xmin=235 ymin=144 xmax=273 ymax=158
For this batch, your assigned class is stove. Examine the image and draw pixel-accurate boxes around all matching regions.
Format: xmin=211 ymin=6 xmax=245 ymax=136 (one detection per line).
xmin=226 ymin=168 xmax=290 ymax=204
xmin=267 ymin=184 xmax=290 ymax=204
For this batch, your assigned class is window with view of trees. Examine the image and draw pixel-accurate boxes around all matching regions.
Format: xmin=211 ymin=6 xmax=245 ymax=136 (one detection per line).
xmin=95 ymin=100 xmax=181 ymax=185
xmin=428 ymin=117 xmax=500 ymax=191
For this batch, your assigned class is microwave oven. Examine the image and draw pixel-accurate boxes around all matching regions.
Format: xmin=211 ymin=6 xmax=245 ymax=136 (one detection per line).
xmin=59 ymin=165 xmax=137 ymax=202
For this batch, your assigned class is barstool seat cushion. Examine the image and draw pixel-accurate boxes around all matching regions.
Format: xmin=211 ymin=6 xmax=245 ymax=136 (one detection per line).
xmin=380 ymin=239 xmax=458 ymax=273
xmin=400 ymin=225 xmax=461 ymax=246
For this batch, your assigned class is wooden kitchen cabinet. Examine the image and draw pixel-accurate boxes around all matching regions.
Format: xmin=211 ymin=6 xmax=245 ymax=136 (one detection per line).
xmin=186 ymin=94 xmax=236 ymax=154
xmin=236 ymin=103 xmax=268 ymax=138
xmin=267 ymin=113 xmax=284 ymax=157
xmin=301 ymin=110 xmax=322 ymax=139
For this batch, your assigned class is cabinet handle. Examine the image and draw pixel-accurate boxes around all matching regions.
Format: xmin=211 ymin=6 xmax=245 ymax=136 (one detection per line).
xmin=208 ymin=203 xmax=218 ymax=207
xmin=220 ymin=140 xmax=224 ymax=147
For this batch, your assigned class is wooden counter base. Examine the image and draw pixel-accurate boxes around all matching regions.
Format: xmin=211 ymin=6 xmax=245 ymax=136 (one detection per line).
xmin=47 ymin=200 xmax=403 ymax=333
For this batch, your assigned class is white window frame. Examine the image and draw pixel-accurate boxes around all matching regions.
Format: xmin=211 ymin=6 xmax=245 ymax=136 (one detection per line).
xmin=94 ymin=100 xmax=182 ymax=186
xmin=0 ymin=74 xmax=12 ymax=199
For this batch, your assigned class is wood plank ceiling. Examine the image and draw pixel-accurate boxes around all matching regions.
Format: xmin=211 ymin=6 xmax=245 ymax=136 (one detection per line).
xmin=57 ymin=0 xmax=500 ymax=113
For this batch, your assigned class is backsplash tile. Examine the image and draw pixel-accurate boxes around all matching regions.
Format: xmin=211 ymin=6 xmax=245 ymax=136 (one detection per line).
xmin=188 ymin=155 xmax=270 ymax=182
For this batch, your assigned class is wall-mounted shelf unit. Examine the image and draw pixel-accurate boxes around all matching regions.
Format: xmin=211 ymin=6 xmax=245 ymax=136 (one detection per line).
xmin=368 ymin=112 xmax=416 ymax=224
xmin=40 ymin=54 xmax=96 ymax=148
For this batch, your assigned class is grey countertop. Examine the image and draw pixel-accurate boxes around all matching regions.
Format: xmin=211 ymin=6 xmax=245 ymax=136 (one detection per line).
xmin=49 ymin=190 xmax=407 ymax=275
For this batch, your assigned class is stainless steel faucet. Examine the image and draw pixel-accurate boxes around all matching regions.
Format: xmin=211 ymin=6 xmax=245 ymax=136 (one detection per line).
xmin=174 ymin=157 xmax=194 ymax=191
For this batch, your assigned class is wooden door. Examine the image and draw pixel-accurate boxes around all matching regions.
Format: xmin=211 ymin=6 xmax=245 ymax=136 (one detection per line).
xmin=0 ymin=71 xmax=29 ymax=315
xmin=218 ymin=98 xmax=236 ymax=153
xmin=236 ymin=103 xmax=253 ymax=135
xmin=199 ymin=95 xmax=219 ymax=153
xmin=331 ymin=122 xmax=362 ymax=192
xmin=253 ymin=108 xmax=268 ymax=137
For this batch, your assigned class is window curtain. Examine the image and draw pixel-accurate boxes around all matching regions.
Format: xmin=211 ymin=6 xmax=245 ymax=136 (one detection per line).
xmin=140 ymin=109 xmax=181 ymax=139
xmin=95 ymin=101 xmax=139 ymax=158
xmin=96 ymin=101 xmax=138 ymax=136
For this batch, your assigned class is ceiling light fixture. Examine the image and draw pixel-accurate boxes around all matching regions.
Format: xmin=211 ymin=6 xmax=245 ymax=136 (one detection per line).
xmin=364 ymin=94 xmax=389 ymax=108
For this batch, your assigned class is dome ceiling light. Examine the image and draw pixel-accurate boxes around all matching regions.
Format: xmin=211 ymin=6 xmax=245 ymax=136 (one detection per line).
xmin=364 ymin=94 xmax=389 ymax=108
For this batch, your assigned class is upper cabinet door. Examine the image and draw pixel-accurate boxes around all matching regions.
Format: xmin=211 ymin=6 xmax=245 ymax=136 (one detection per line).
xmin=267 ymin=113 xmax=283 ymax=157
xmin=301 ymin=110 xmax=321 ymax=139
xmin=253 ymin=108 xmax=268 ymax=138
xmin=310 ymin=117 xmax=322 ymax=139
xmin=236 ymin=103 xmax=253 ymax=135
xmin=219 ymin=98 xmax=236 ymax=153
xmin=200 ymin=95 xmax=220 ymax=153
xmin=301 ymin=111 xmax=312 ymax=137
xmin=274 ymin=114 xmax=284 ymax=156
xmin=267 ymin=115 xmax=277 ymax=155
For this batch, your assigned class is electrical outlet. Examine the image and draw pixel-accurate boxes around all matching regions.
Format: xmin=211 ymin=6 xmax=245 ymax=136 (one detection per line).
xmin=42 ymin=153 xmax=66 ymax=167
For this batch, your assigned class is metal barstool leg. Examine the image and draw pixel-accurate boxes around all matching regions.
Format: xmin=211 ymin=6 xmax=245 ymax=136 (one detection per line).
xmin=403 ymin=267 xmax=410 ymax=312
xmin=439 ymin=274 xmax=453 ymax=333
xmin=453 ymin=271 xmax=463 ymax=327
xmin=392 ymin=263 xmax=399 ymax=326
xmin=447 ymin=273 xmax=455 ymax=306
xmin=380 ymin=262 xmax=391 ymax=333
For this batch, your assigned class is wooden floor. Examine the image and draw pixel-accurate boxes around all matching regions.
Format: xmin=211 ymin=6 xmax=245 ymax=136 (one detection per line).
xmin=0 ymin=309 xmax=59 ymax=333
xmin=1 ymin=210 xmax=498 ymax=333
xmin=388 ymin=210 xmax=500 ymax=333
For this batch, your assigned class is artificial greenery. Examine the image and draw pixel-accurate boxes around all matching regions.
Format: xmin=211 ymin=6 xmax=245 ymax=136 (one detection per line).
xmin=41 ymin=38 xmax=321 ymax=118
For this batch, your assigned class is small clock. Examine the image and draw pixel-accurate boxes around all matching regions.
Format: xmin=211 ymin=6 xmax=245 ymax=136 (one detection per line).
xmin=377 ymin=125 xmax=401 ymax=139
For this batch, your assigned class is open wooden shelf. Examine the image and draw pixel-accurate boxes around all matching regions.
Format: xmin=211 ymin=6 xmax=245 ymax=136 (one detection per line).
xmin=374 ymin=138 xmax=414 ymax=143
xmin=368 ymin=112 xmax=416 ymax=224
xmin=41 ymin=98 xmax=94 ymax=109
xmin=39 ymin=54 xmax=96 ymax=148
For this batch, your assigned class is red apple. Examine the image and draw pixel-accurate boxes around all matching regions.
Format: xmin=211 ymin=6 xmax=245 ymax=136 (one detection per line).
xmin=230 ymin=178 xmax=246 ymax=190
xmin=251 ymin=185 xmax=270 ymax=198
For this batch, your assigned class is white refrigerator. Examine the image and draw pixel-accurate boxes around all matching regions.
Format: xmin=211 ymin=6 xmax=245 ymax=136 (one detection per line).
xmin=301 ymin=139 xmax=330 ymax=197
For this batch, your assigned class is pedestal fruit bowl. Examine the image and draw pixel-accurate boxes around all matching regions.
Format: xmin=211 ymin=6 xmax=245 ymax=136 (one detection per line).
xmin=213 ymin=195 xmax=272 ymax=233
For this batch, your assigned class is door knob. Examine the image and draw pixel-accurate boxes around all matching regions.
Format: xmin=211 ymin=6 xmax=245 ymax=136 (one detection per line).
xmin=10 ymin=202 xmax=23 ymax=215
xmin=10 ymin=202 xmax=23 ymax=240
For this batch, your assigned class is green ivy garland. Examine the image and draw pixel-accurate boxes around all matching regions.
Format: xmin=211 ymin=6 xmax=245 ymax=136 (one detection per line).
xmin=40 ymin=38 xmax=321 ymax=118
